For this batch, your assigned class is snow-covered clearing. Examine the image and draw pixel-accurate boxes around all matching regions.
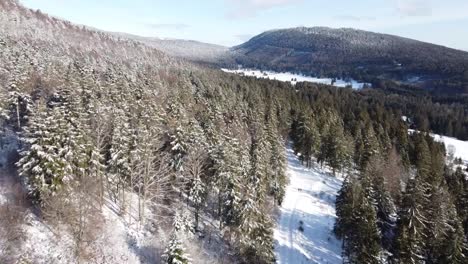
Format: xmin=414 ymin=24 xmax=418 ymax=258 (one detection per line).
xmin=221 ymin=68 xmax=370 ymax=89
xmin=433 ymin=134 xmax=468 ymax=163
xmin=409 ymin=129 xmax=468 ymax=164
xmin=1 ymin=190 xmax=160 ymax=263
xmin=275 ymin=147 xmax=343 ymax=264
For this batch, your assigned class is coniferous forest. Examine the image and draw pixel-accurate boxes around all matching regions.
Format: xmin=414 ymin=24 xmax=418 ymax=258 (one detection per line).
xmin=1 ymin=0 xmax=468 ymax=263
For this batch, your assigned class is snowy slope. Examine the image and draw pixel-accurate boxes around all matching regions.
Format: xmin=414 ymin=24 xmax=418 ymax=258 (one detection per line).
xmin=274 ymin=147 xmax=343 ymax=264
xmin=221 ymin=68 xmax=370 ymax=89
xmin=409 ymin=129 xmax=468 ymax=163
xmin=432 ymin=134 xmax=468 ymax=163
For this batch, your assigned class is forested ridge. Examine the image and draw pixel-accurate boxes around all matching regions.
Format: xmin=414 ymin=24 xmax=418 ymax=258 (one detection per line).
xmin=228 ymin=27 xmax=468 ymax=95
xmin=289 ymin=82 xmax=468 ymax=263
xmin=1 ymin=1 xmax=468 ymax=263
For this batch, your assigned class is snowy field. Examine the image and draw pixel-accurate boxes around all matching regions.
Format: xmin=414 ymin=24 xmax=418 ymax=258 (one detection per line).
xmin=274 ymin=147 xmax=343 ymax=264
xmin=409 ymin=129 xmax=468 ymax=163
xmin=433 ymin=134 xmax=468 ymax=163
xmin=221 ymin=68 xmax=370 ymax=89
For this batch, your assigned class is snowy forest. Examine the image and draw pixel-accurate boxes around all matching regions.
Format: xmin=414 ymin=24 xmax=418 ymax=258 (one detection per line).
xmin=1 ymin=0 xmax=468 ymax=263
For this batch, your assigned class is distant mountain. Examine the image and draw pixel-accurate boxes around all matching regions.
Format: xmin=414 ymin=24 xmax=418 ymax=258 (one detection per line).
xmin=228 ymin=27 xmax=468 ymax=94
xmin=109 ymin=32 xmax=228 ymax=63
xmin=0 ymin=0 xmax=177 ymax=71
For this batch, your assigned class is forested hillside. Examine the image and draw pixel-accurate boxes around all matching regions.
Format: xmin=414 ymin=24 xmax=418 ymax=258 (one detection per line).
xmin=109 ymin=32 xmax=229 ymax=64
xmin=0 ymin=1 xmax=290 ymax=262
xmin=1 ymin=1 xmax=467 ymax=264
xmin=228 ymin=27 xmax=468 ymax=95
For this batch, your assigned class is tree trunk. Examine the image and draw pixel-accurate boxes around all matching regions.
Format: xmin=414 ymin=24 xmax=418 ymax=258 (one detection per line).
xmin=16 ymin=99 xmax=20 ymax=129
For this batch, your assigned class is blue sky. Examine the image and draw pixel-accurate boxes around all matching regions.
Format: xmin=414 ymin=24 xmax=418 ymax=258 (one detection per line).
xmin=20 ymin=0 xmax=468 ymax=50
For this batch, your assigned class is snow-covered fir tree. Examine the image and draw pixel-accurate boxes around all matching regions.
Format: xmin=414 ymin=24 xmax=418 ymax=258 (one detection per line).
xmin=162 ymin=234 xmax=192 ymax=264
xmin=17 ymin=95 xmax=87 ymax=200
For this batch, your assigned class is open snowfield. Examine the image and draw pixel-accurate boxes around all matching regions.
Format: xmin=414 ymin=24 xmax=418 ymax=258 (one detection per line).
xmin=274 ymin=147 xmax=343 ymax=264
xmin=409 ymin=129 xmax=468 ymax=163
xmin=433 ymin=134 xmax=468 ymax=163
xmin=221 ymin=68 xmax=370 ymax=89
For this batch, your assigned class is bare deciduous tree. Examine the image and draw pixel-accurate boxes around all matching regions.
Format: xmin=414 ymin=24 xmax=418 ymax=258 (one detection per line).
xmin=185 ymin=149 xmax=208 ymax=230
xmin=132 ymin=133 xmax=173 ymax=225
xmin=42 ymin=173 xmax=103 ymax=263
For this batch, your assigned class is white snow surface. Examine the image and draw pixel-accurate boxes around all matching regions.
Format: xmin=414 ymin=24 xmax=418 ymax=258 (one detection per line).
xmin=433 ymin=134 xmax=468 ymax=163
xmin=222 ymin=68 xmax=370 ymax=89
xmin=409 ymin=129 xmax=468 ymax=163
xmin=274 ymin=147 xmax=343 ymax=264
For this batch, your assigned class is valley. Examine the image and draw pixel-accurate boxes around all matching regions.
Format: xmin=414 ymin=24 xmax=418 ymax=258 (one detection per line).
xmin=1 ymin=0 xmax=468 ymax=263
xmin=275 ymin=147 xmax=342 ymax=264
xmin=221 ymin=68 xmax=370 ymax=89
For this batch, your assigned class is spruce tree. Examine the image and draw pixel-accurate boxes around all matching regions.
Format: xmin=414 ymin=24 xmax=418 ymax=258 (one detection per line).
xmin=17 ymin=97 xmax=86 ymax=201
xmin=238 ymin=192 xmax=276 ymax=264
xmin=395 ymin=178 xmax=427 ymax=264
xmin=163 ymin=234 xmax=192 ymax=264
xmin=360 ymin=123 xmax=380 ymax=170
xmin=107 ymin=109 xmax=132 ymax=202
xmin=335 ymin=177 xmax=382 ymax=264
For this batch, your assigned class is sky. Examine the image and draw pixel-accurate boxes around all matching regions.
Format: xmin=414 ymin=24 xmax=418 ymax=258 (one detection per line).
xmin=20 ymin=0 xmax=468 ymax=51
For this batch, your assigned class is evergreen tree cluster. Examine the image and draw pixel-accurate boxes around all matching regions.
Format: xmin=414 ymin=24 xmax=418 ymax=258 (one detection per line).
xmin=1 ymin=49 xmax=291 ymax=262
xmin=1 ymin=2 xmax=468 ymax=262
xmin=286 ymin=82 xmax=468 ymax=263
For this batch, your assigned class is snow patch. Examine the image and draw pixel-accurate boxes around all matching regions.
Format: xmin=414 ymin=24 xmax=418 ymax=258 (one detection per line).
xmin=274 ymin=147 xmax=343 ymax=264
xmin=409 ymin=129 xmax=468 ymax=163
xmin=222 ymin=68 xmax=370 ymax=89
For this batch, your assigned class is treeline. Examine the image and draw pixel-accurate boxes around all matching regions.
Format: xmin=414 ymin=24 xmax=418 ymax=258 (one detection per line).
xmin=286 ymin=83 xmax=468 ymax=263
xmin=283 ymin=80 xmax=468 ymax=263
xmin=334 ymin=132 xmax=468 ymax=263
xmin=294 ymin=82 xmax=468 ymax=140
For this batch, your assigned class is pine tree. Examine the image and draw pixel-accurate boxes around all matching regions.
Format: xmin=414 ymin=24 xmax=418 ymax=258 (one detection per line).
xmin=395 ymin=178 xmax=427 ymax=264
xmin=438 ymin=215 xmax=468 ymax=264
xmin=212 ymin=135 xmax=244 ymax=228
xmin=266 ymin=106 xmax=287 ymax=205
xmin=0 ymin=89 xmax=9 ymax=128
xmin=321 ymin=120 xmax=352 ymax=175
xmin=268 ymin=133 xmax=287 ymax=205
xmin=163 ymin=234 xmax=192 ymax=264
xmin=17 ymin=97 xmax=86 ymax=201
xmin=7 ymin=91 xmax=33 ymax=130
xmin=360 ymin=123 xmax=380 ymax=170
xmin=395 ymin=121 xmax=411 ymax=168
xmin=335 ymin=176 xmax=382 ymax=263
xmin=107 ymin=108 xmax=132 ymax=203
xmin=363 ymin=157 xmax=397 ymax=251
xmin=249 ymin=126 xmax=270 ymax=202
xmin=335 ymin=176 xmax=354 ymax=239
xmin=238 ymin=192 xmax=275 ymax=264
xmin=169 ymin=126 xmax=189 ymax=172
xmin=186 ymin=151 xmax=206 ymax=230
xmin=353 ymin=124 xmax=365 ymax=167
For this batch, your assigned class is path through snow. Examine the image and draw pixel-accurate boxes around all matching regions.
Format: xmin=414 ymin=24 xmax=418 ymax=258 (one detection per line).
xmin=274 ymin=147 xmax=343 ymax=264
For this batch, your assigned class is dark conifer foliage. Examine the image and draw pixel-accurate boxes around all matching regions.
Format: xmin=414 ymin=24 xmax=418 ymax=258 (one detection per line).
xmin=1 ymin=1 xmax=467 ymax=263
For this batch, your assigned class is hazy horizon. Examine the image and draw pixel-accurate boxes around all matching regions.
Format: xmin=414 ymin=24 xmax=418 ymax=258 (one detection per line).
xmin=20 ymin=0 xmax=468 ymax=51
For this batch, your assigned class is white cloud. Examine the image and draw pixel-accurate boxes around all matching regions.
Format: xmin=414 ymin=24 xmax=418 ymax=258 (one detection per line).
xmin=394 ymin=0 xmax=432 ymax=17
xmin=334 ymin=15 xmax=376 ymax=22
xmin=146 ymin=23 xmax=190 ymax=31
xmin=226 ymin=0 xmax=303 ymax=19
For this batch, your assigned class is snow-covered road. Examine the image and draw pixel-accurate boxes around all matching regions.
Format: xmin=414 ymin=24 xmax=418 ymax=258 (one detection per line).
xmin=274 ymin=148 xmax=343 ymax=264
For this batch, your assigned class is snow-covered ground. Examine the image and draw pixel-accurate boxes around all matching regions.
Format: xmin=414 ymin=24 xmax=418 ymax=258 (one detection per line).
xmin=274 ymin=147 xmax=343 ymax=264
xmin=1 ymin=190 xmax=160 ymax=263
xmin=409 ymin=129 xmax=468 ymax=163
xmin=433 ymin=134 xmax=468 ymax=163
xmin=221 ymin=68 xmax=370 ymax=89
